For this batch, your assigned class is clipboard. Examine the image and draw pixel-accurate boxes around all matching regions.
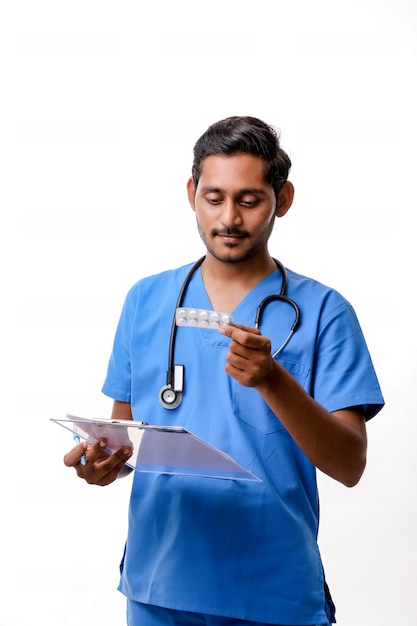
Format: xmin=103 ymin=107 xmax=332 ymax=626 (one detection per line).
xmin=51 ymin=414 xmax=261 ymax=482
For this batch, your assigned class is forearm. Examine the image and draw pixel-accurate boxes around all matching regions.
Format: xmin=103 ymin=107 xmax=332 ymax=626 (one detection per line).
xmin=255 ymin=361 xmax=367 ymax=487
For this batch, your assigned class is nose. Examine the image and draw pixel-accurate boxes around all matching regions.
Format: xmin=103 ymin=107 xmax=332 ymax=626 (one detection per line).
xmin=220 ymin=198 xmax=243 ymax=227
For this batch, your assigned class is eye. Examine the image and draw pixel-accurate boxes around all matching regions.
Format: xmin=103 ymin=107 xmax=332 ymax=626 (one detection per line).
xmin=239 ymin=197 xmax=259 ymax=208
xmin=205 ymin=194 xmax=223 ymax=205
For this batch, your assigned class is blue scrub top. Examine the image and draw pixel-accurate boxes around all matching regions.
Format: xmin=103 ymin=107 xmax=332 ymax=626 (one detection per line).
xmin=102 ymin=262 xmax=384 ymax=625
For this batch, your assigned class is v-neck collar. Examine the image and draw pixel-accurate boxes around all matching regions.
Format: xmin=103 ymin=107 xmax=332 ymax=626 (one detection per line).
xmin=186 ymin=266 xmax=285 ymax=328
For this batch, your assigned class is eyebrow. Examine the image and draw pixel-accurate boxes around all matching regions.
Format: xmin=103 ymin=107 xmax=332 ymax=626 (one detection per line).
xmin=200 ymin=186 xmax=267 ymax=195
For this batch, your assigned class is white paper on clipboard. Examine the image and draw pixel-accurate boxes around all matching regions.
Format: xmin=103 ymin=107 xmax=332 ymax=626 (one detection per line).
xmin=51 ymin=414 xmax=261 ymax=482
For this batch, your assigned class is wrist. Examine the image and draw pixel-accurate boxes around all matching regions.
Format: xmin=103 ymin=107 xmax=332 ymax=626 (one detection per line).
xmin=255 ymin=359 xmax=283 ymax=395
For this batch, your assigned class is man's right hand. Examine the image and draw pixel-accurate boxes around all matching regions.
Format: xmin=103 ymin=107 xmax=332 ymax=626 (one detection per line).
xmin=64 ymin=439 xmax=133 ymax=486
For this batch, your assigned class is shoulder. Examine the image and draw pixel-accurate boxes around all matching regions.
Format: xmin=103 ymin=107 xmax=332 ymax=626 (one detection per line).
xmin=124 ymin=261 xmax=198 ymax=303
xmin=284 ymin=267 xmax=361 ymax=334
xmin=286 ymin=267 xmax=349 ymax=305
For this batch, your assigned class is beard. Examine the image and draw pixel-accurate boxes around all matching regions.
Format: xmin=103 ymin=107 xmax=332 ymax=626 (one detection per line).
xmin=196 ymin=220 xmax=275 ymax=265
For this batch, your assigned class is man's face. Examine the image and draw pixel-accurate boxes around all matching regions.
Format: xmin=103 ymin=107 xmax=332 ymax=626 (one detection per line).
xmin=187 ymin=153 xmax=278 ymax=264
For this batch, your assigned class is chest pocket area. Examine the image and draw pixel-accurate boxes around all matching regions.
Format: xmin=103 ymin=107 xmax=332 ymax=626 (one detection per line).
xmin=232 ymin=360 xmax=310 ymax=434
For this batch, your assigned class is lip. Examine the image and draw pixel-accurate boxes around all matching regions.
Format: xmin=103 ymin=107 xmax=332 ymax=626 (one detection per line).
xmin=215 ymin=231 xmax=246 ymax=241
xmin=217 ymin=235 xmax=245 ymax=245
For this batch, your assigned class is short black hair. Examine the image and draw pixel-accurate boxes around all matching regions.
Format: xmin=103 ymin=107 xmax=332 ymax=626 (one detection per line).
xmin=191 ymin=116 xmax=291 ymax=199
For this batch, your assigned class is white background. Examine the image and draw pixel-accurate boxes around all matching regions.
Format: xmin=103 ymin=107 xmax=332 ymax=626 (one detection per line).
xmin=2 ymin=0 xmax=416 ymax=624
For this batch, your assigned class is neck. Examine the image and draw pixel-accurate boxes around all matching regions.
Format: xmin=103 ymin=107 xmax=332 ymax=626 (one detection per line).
xmin=201 ymin=250 xmax=277 ymax=282
xmin=200 ymin=250 xmax=278 ymax=313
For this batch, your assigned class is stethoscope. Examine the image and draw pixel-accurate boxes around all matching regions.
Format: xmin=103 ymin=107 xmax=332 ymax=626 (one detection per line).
xmin=158 ymin=256 xmax=300 ymax=409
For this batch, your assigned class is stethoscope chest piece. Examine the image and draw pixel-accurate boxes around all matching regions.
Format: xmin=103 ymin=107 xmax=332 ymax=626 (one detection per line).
xmin=158 ymin=386 xmax=183 ymax=409
xmin=158 ymin=364 xmax=184 ymax=409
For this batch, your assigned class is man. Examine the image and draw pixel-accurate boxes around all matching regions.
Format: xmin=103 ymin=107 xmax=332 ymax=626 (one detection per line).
xmin=64 ymin=116 xmax=384 ymax=625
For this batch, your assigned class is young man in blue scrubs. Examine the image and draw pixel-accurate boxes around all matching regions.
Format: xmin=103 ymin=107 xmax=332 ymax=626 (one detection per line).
xmin=64 ymin=116 xmax=384 ymax=625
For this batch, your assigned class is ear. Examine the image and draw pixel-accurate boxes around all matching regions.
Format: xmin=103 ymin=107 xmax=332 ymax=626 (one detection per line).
xmin=187 ymin=178 xmax=196 ymax=211
xmin=275 ymin=181 xmax=294 ymax=218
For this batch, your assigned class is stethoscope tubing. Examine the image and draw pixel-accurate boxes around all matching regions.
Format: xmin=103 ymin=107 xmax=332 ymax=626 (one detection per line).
xmin=165 ymin=256 xmax=205 ymax=388
xmin=160 ymin=256 xmax=300 ymax=408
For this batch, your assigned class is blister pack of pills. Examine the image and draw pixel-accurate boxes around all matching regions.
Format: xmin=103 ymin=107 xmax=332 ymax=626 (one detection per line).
xmin=175 ymin=307 xmax=233 ymax=329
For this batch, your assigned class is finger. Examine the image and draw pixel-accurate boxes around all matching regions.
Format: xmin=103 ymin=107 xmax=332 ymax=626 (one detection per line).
xmin=230 ymin=322 xmax=262 ymax=334
xmin=83 ymin=441 xmax=133 ymax=469
xmin=83 ymin=447 xmax=133 ymax=486
xmin=230 ymin=330 xmax=271 ymax=354
xmin=225 ymin=352 xmax=249 ymax=372
xmin=63 ymin=442 xmax=88 ymax=468
xmin=84 ymin=439 xmax=109 ymax=463
xmin=219 ymin=325 xmax=265 ymax=351
xmin=99 ymin=445 xmax=134 ymax=466
xmin=219 ymin=322 xmax=262 ymax=338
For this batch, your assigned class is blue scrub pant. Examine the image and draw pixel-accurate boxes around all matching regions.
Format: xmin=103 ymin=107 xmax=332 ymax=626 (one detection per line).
xmin=126 ymin=600 xmax=332 ymax=626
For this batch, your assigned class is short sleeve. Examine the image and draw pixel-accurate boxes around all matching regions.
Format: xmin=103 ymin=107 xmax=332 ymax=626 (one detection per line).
xmin=312 ymin=298 xmax=384 ymax=420
xmin=101 ymin=286 xmax=138 ymax=402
